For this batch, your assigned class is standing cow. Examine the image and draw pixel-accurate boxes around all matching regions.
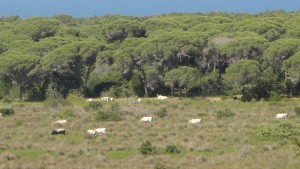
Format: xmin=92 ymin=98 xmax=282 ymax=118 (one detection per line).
xmin=51 ymin=129 xmax=66 ymax=135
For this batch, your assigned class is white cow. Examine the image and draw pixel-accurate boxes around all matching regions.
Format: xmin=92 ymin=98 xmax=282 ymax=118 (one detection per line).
xmin=95 ymin=128 xmax=106 ymax=135
xmin=157 ymin=94 xmax=168 ymax=100
xmin=86 ymin=98 xmax=94 ymax=102
xmin=276 ymin=113 xmax=287 ymax=119
xmin=137 ymin=98 xmax=142 ymax=103
xmin=54 ymin=120 xmax=67 ymax=125
xmin=87 ymin=129 xmax=97 ymax=136
xmin=101 ymin=97 xmax=110 ymax=102
xmin=188 ymin=118 xmax=201 ymax=124
xmin=140 ymin=117 xmax=152 ymax=122
xmin=109 ymin=97 xmax=114 ymax=102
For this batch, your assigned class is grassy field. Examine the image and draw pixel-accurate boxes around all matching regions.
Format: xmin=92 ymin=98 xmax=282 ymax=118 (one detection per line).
xmin=0 ymin=96 xmax=300 ymax=169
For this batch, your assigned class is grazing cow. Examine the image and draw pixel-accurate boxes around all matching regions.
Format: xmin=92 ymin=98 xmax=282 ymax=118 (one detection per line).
xmin=109 ymin=97 xmax=114 ymax=102
xmin=87 ymin=129 xmax=97 ymax=136
xmin=188 ymin=119 xmax=201 ymax=124
xmin=140 ymin=117 xmax=152 ymax=122
xmin=137 ymin=98 xmax=142 ymax=103
xmin=54 ymin=120 xmax=67 ymax=125
xmin=86 ymin=98 xmax=94 ymax=102
xmin=95 ymin=128 xmax=106 ymax=135
xmin=276 ymin=113 xmax=287 ymax=119
xmin=51 ymin=129 xmax=66 ymax=135
xmin=101 ymin=97 xmax=110 ymax=102
xmin=157 ymin=94 xmax=168 ymax=100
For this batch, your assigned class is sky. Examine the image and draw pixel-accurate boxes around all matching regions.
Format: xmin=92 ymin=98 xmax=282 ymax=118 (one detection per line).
xmin=0 ymin=0 xmax=299 ymax=18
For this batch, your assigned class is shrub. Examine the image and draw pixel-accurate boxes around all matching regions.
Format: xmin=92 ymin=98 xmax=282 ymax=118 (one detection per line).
xmin=241 ymin=92 xmax=253 ymax=102
xmin=140 ymin=140 xmax=157 ymax=155
xmin=95 ymin=110 xmax=122 ymax=122
xmin=154 ymin=163 xmax=167 ymax=169
xmin=221 ymin=96 xmax=228 ymax=100
xmin=215 ymin=108 xmax=235 ymax=118
xmin=44 ymin=98 xmax=72 ymax=108
xmin=294 ymin=107 xmax=300 ymax=117
xmin=268 ymin=91 xmax=282 ymax=102
xmin=15 ymin=119 xmax=23 ymax=126
xmin=2 ymin=97 xmax=12 ymax=103
xmin=261 ymin=122 xmax=299 ymax=140
xmin=154 ymin=108 xmax=168 ymax=118
xmin=165 ymin=144 xmax=182 ymax=154
xmin=198 ymin=112 xmax=208 ymax=116
xmin=111 ymin=103 xmax=120 ymax=113
xmin=85 ymin=101 xmax=102 ymax=111
xmin=57 ymin=109 xmax=74 ymax=118
xmin=0 ymin=108 xmax=14 ymax=116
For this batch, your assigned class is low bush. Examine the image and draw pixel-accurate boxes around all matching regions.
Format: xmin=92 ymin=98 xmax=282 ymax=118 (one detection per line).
xmin=198 ymin=112 xmax=208 ymax=116
xmin=0 ymin=108 xmax=15 ymax=116
xmin=139 ymin=140 xmax=157 ymax=155
xmin=165 ymin=144 xmax=182 ymax=154
xmin=294 ymin=107 xmax=300 ymax=117
xmin=268 ymin=91 xmax=282 ymax=102
xmin=44 ymin=98 xmax=72 ymax=108
xmin=57 ymin=109 xmax=74 ymax=118
xmin=261 ymin=122 xmax=299 ymax=140
xmin=154 ymin=108 xmax=168 ymax=118
xmin=241 ymin=92 xmax=253 ymax=102
xmin=85 ymin=101 xmax=102 ymax=111
xmin=95 ymin=110 xmax=122 ymax=122
xmin=215 ymin=108 xmax=235 ymax=118
xmin=2 ymin=97 xmax=12 ymax=103
xmin=154 ymin=163 xmax=167 ymax=169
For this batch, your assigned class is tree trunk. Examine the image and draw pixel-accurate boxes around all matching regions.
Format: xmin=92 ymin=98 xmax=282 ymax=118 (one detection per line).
xmin=179 ymin=88 xmax=182 ymax=100
xmin=83 ymin=65 xmax=92 ymax=97
xmin=139 ymin=69 xmax=149 ymax=97
xmin=19 ymin=84 xmax=24 ymax=101
xmin=171 ymin=86 xmax=174 ymax=96
xmin=143 ymin=83 xmax=149 ymax=97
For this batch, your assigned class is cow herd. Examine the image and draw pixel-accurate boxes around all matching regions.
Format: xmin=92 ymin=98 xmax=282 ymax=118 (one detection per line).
xmin=43 ymin=96 xmax=291 ymax=136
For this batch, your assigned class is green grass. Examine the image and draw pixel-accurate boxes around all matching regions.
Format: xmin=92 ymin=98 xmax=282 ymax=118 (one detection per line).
xmin=106 ymin=150 xmax=137 ymax=159
xmin=0 ymin=149 xmax=54 ymax=159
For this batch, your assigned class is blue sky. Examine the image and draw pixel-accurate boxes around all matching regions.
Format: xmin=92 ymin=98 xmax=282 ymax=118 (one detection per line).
xmin=0 ymin=0 xmax=299 ymax=18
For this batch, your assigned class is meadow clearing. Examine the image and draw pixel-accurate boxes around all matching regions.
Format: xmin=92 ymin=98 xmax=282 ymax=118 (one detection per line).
xmin=0 ymin=96 xmax=299 ymax=169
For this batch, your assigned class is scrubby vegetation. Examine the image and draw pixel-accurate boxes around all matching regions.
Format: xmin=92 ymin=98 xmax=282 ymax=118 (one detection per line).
xmin=140 ymin=140 xmax=158 ymax=155
xmin=215 ymin=108 xmax=235 ymax=118
xmin=154 ymin=108 xmax=168 ymax=118
xmin=85 ymin=101 xmax=103 ymax=111
xmin=294 ymin=106 xmax=300 ymax=116
xmin=95 ymin=110 xmax=122 ymax=122
xmin=0 ymin=108 xmax=14 ymax=116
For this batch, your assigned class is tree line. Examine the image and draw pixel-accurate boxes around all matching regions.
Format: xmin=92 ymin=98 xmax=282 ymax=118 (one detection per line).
xmin=0 ymin=10 xmax=300 ymax=101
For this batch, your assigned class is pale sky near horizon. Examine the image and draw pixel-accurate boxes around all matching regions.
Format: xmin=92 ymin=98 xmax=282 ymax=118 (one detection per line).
xmin=0 ymin=0 xmax=299 ymax=18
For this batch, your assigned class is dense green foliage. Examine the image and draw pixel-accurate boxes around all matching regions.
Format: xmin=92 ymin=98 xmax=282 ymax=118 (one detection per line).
xmin=154 ymin=108 xmax=168 ymax=118
xmin=165 ymin=144 xmax=182 ymax=154
xmin=1 ymin=11 xmax=300 ymax=100
xmin=85 ymin=101 xmax=103 ymax=111
xmin=261 ymin=122 xmax=300 ymax=140
xmin=139 ymin=140 xmax=157 ymax=155
xmin=215 ymin=108 xmax=235 ymax=118
xmin=294 ymin=106 xmax=300 ymax=116
xmin=95 ymin=110 xmax=122 ymax=121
